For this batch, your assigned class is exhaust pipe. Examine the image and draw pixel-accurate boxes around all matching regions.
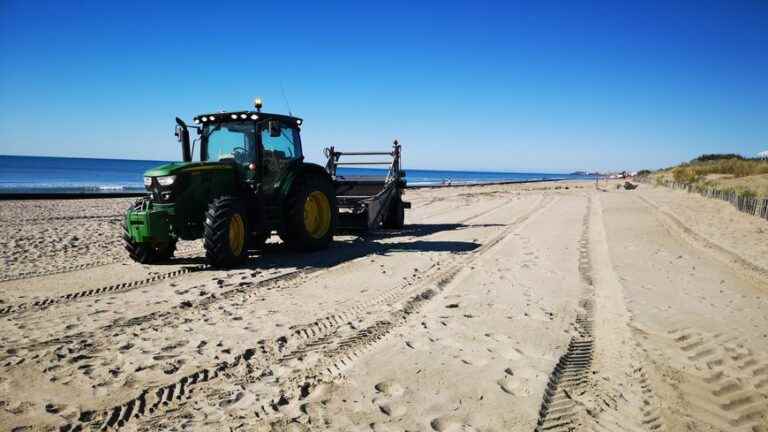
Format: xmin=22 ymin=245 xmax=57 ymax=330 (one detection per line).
xmin=175 ymin=117 xmax=192 ymax=162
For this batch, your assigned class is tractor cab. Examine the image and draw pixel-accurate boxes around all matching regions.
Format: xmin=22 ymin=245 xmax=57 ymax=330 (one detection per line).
xmin=195 ymin=111 xmax=302 ymax=197
xmin=172 ymin=103 xmax=304 ymax=196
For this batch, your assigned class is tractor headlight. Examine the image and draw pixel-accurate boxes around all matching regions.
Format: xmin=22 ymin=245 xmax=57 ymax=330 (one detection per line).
xmin=156 ymin=175 xmax=177 ymax=187
xmin=143 ymin=176 xmax=152 ymax=187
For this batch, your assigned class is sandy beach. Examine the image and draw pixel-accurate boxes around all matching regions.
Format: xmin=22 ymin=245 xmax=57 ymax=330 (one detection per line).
xmin=1 ymin=181 xmax=767 ymax=431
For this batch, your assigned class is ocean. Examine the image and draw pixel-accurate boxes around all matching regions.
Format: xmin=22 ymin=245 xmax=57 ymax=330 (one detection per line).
xmin=0 ymin=155 xmax=592 ymax=193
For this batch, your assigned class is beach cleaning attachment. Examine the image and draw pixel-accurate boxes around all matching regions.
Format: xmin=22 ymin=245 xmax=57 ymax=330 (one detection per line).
xmin=325 ymin=140 xmax=410 ymax=230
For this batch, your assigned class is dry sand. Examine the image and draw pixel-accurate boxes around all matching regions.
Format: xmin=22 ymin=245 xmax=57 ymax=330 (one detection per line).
xmin=0 ymin=181 xmax=766 ymax=431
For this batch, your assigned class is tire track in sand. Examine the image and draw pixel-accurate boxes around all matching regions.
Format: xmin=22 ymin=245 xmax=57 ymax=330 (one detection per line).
xmin=535 ymin=194 xmax=666 ymax=432
xmin=0 ymin=264 xmax=206 ymax=317
xmin=0 ymin=244 xmax=204 ymax=284
xmin=0 ymin=191 xmax=521 ymax=316
xmin=535 ymin=195 xmax=596 ymax=432
xmin=0 ymin=192 xmax=526 ymax=369
xmin=576 ymin=191 xmax=665 ymax=432
xmin=636 ymin=194 xmax=768 ymax=286
xmin=0 ymin=190 xmax=514 ymax=284
xmin=664 ymin=327 xmax=768 ymax=431
xmin=141 ymin=194 xmax=560 ymax=431
xmin=66 ymin=195 xmax=557 ymax=431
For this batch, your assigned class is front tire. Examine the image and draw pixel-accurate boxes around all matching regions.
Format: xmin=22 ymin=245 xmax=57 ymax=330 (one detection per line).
xmin=123 ymin=200 xmax=176 ymax=264
xmin=122 ymin=221 xmax=169 ymax=264
xmin=204 ymin=197 xmax=249 ymax=268
xmin=280 ymin=174 xmax=337 ymax=251
xmin=123 ymin=236 xmax=156 ymax=264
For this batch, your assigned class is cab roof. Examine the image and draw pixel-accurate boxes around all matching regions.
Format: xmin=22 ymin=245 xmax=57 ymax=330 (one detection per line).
xmin=193 ymin=111 xmax=303 ymax=126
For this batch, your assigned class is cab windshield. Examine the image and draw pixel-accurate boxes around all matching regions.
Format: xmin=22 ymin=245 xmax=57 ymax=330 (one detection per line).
xmin=203 ymin=122 xmax=256 ymax=165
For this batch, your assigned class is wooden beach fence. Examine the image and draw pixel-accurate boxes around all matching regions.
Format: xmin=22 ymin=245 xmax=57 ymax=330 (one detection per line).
xmin=663 ymin=181 xmax=768 ymax=221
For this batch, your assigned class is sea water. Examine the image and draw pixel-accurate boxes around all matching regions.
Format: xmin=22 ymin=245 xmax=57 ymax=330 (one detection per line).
xmin=0 ymin=155 xmax=592 ymax=193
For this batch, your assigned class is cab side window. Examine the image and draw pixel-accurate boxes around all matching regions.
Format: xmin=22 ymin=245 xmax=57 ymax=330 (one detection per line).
xmin=262 ymin=123 xmax=300 ymax=160
xmin=261 ymin=122 xmax=302 ymax=195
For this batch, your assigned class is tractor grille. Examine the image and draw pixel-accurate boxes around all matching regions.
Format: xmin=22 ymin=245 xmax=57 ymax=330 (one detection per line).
xmin=145 ymin=178 xmax=181 ymax=203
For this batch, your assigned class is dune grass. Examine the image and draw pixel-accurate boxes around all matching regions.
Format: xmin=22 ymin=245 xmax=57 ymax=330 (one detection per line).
xmin=649 ymin=155 xmax=768 ymax=197
xmin=671 ymin=158 xmax=768 ymax=184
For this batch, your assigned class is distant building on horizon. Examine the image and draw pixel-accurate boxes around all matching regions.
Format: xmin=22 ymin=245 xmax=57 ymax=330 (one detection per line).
xmin=759 ymin=150 xmax=768 ymax=159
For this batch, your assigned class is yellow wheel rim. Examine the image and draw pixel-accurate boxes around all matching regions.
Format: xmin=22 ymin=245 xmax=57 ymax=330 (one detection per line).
xmin=228 ymin=213 xmax=245 ymax=256
xmin=304 ymin=191 xmax=331 ymax=239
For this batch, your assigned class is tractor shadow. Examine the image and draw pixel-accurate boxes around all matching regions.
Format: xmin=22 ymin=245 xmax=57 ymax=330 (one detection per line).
xmin=166 ymin=223 xmax=504 ymax=271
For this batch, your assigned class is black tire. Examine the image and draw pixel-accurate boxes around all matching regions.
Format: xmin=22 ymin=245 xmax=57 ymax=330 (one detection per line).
xmin=122 ymin=222 xmax=176 ymax=264
xmin=382 ymin=196 xmax=405 ymax=229
xmin=280 ymin=174 xmax=337 ymax=251
xmin=204 ymin=196 xmax=249 ymax=268
xmin=123 ymin=200 xmax=176 ymax=264
xmin=123 ymin=222 xmax=157 ymax=264
xmin=124 ymin=238 xmax=156 ymax=263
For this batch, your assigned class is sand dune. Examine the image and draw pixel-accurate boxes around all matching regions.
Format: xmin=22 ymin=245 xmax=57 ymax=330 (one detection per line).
xmin=0 ymin=181 xmax=766 ymax=431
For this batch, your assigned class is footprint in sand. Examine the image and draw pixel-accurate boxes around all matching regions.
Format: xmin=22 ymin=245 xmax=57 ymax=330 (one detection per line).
xmin=374 ymin=398 xmax=407 ymax=418
xmin=371 ymin=423 xmax=402 ymax=432
xmin=300 ymin=401 xmax=327 ymax=419
xmin=374 ymin=380 xmax=404 ymax=397
xmin=372 ymin=379 xmax=408 ymax=419
xmin=404 ymin=340 xmax=420 ymax=350
xmin=274 ymin=422 xmax=310 ymax=432
xmin=44 ymin=402 xmax=67 ymax=414
xmin=499 ymin=366 xmax=545 ymax=396
xmin=301 ymin=401 xmax=339 ymax=428
xmin=5 ymin=400 xmax=33 ymax=415
xmin=430 ymin=416 xmax=477 ymax=432
xmin=497 ymin=374 xmax=524 ymax=395
xmin=459 ymin=355 xmax=488 ymax=367
xmin=522 ymin=309 xmax=550 ymax=321
xmin=218 ymin=390 xmax=256 ymax=410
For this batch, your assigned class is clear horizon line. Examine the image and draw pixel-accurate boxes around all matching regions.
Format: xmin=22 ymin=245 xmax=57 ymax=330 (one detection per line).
xmin=0 ymin=153 xmax=608 ymax=175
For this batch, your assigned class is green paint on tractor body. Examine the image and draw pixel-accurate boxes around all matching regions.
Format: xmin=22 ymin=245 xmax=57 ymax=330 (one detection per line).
xmin=124 ymin=202 xmax=174 ymax=244
xmin=124 ymin=160 xmax=238 ymax=247
xmin=122 ymin=109 xmax=340 ymax=267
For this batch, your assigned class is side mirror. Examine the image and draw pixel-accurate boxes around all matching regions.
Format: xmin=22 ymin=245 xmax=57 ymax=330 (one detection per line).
xmin=269 ymin=121 xmax=282 ymax=138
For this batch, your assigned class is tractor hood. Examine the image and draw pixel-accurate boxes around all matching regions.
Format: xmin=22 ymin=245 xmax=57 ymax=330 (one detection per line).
xmin=144 ymin=161 xmax=235 ymax=177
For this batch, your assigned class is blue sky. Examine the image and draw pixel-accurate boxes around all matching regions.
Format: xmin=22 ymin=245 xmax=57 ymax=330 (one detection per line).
xmin=1 ymin=1 xmax=766 ymax=172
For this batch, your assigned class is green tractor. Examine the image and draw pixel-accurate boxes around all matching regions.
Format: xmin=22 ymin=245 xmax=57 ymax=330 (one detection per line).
xmin=123 ymin=99 xmax=408 ymax=268
xmin=123 ymin=100 xmax=338 ymax=267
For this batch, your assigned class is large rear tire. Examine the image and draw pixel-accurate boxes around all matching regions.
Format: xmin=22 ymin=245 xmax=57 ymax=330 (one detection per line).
xmin=204 ymin=197 xmax=249 ymax=268
xmin=280 ymin=174 xmax=337 ymax=251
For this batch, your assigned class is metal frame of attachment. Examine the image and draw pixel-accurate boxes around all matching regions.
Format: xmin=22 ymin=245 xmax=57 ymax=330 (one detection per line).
xmin=325 ymin=140 xmax=407 ymax=230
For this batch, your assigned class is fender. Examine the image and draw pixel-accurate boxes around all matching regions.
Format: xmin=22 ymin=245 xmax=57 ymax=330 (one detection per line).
xmin=277 ymin=162 xmax=334 ymax=202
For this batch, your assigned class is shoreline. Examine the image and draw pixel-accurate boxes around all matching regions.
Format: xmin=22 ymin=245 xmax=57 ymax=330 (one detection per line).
xmin=406 ymin=177 xmax=577 ymax=188
xmin=0 ymin=177 xmax=588 ymax=200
